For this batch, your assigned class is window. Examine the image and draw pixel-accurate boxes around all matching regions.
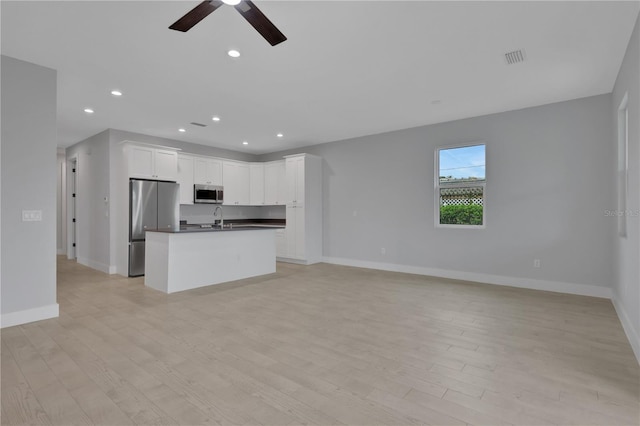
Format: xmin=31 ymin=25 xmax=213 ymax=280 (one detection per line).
xmin=435 ymin=144 xmax=486 ymax=227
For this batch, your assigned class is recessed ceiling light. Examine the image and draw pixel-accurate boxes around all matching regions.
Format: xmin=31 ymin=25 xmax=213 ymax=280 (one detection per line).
xmin=276 ymin=133 xmax=284 ymax=138
xmin=111 ymin=90 xmax=122 ymax=96
xmin=242 ymin=141 xmax=248 ymax=145
xmin=84 ymin=108 xmax=94 ymax=114
xmin=178 ymin=128 xmax=186 ymax=133
xmin=228 ymin=49 xmax=240 ymax=58
xmin=212 ymin=116 xmax=221 ymax=122
xmin=431 ymin=100 xmax=442 ymax=105
xmin=222 ymin=0 xmax=241 ymax=5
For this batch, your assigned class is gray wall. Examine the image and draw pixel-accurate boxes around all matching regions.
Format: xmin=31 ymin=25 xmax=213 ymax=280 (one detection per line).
xmin=1 ymin=56 xmax=58 ymax=321
xmin=66 ymin=130 xmax=111 ymax=272
xmin=262 ymin=94 xmax=615 ymax=291
xmin=612 ymin=13 xmax=639 ymax=360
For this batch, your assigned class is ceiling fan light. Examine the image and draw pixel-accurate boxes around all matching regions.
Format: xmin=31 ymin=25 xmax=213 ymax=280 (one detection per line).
xmin=222 ymin=0 xmax=241 ymax=5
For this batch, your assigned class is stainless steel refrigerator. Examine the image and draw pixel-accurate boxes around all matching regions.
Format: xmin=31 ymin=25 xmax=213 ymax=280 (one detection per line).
xmin=129 ymin=179 xmax=180 ymax=277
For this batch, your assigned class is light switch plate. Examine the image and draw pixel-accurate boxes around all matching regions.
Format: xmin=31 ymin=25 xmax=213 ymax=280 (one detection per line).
xmin=22 ymin=210 xmax=42 ymax=221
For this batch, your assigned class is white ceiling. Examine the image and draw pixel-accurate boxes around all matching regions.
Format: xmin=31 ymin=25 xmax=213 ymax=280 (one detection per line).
xmin=2 ymin=1 xmax=638 ymax=154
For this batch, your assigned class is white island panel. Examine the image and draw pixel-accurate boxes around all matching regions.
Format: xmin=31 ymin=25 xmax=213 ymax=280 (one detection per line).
xmin=145 ymin=229 xmax=276 ymax=294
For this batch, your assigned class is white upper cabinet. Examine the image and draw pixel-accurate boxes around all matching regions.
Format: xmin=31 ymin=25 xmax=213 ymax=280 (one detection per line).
xmin=286 ymin=155 xmax=305 ymax=206
xmin=223 ymin=161 xmax=250 ymax=205
xmin=154 ymin=149 xmax=179 ymax=181
xmin=249 ymin=163 xmax=265 ymax=206
xmin=264 ymin=160 xmax=286 ymax=205
xmin=177 ymin=154 xmax=194 ymax=205
xmin=129 ymin=145 xmax=154 ymax=177
xmin=128 ymin=145 xmax=178 ymax=181
xmin=193 ymin=157 xmax=222 ymax=185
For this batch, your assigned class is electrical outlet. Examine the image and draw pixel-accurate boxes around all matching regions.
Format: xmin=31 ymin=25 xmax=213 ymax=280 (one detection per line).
xmin=22 ymin=210 xmax=42 ymax=222
xmin=381 ymin=247 xmax=386 ymax=255
xmin=353 ymin=210 xmax=357 ymax=217
xmin=534 ymin=259 xmax=541 ymax=268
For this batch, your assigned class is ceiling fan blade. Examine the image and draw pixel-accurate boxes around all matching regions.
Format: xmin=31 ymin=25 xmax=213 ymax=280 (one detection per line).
xmin=234 ymin=0 xmax=287 ymax=46
xmin=169 ymin=0 xmax=224 ymax=32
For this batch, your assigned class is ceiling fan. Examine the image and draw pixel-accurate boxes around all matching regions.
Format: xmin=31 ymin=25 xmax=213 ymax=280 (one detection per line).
xmin=169 ymin=0 xmax=287 ymax=46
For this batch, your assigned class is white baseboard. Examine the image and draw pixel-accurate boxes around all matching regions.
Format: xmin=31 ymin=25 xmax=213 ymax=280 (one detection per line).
xmin=277 ymin=257 xmax=311 ymax=265
xmin=77 ymin=257 xmax=111 ymax=274
xmin=322 ymin=257 xmax=612 ymax=299
xmin=1 ymin=303 xmax=59 ymax=328
xmin=611 ymin=293 xmax=640 ymax=365
xmin=108 ymin=265 xmax=117 ymax=274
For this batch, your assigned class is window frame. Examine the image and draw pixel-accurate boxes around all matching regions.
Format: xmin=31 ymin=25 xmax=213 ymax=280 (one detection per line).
xmin=434 ymin=142 xmax=487 ymax=229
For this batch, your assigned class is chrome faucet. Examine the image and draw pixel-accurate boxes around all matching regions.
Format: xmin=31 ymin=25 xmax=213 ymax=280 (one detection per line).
xmin=213 ymin=205 xmax=224 ymax=228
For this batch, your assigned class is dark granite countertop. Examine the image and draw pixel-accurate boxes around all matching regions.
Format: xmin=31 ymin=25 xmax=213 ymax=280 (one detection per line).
xmin=148 ymin=219 xmax=285 ymax=234
xmin=148 ymin=224 xmax=284 ymax=234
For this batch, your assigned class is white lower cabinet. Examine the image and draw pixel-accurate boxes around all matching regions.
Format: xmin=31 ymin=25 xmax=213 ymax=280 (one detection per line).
xmin=285 ymin=205 xmax=306 ymax=259
xmin=275 ymin=229 xmax=286 ymax=257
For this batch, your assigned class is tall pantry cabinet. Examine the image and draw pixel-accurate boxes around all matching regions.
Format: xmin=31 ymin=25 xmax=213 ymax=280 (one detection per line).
xmin=282 ymin=154 xmax=322 ymax=265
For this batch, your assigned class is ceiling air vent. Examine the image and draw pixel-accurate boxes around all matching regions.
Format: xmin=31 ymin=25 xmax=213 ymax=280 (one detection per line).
xmin=190 ymin=122 xmax=207 ymax=127
xmin=504 ymin=49 xmax=525 ymax=65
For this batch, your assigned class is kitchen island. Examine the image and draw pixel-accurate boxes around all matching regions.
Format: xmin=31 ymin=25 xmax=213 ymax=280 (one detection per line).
xmin=144 ymin=225 xmax=281 ymax=294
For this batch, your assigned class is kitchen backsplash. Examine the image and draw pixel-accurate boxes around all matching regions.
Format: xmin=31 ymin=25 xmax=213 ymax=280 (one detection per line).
xmin=180 ymin=204 xmax=285 ymax=224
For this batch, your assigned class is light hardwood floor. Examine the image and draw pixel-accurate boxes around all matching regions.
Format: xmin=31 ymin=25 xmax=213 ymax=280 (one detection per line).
xmin=2 ymin=257 xmax=639 ymax=425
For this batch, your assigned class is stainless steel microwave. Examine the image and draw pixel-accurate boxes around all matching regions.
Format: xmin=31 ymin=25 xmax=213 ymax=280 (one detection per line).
xmin=194 ymin=184 xmax=223 ymax=204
